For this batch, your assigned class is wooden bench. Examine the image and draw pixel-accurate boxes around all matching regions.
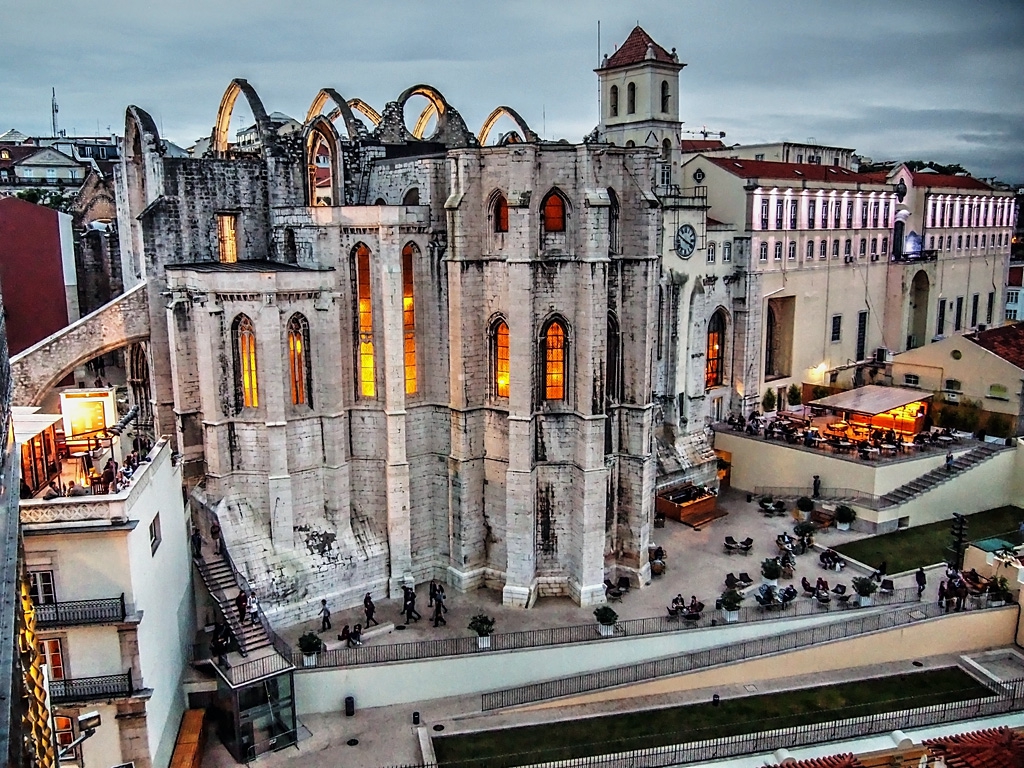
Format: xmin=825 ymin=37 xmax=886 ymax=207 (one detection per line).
xmin=809 ymin=508 xmax=835 ymax=530
xmin=169 ymin=709 xmax=205 ymax=768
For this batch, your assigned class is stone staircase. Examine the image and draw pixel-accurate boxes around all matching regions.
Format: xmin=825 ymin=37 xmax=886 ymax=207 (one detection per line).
xmin=879 ymin=442 xmax=1011 ymax=508
xmin=195 ymin=553 xmax=272 ymax=656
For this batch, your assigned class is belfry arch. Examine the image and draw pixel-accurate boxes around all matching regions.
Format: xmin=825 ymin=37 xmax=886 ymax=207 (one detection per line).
xmin=211 ymin=78 xmax=275 ymax=156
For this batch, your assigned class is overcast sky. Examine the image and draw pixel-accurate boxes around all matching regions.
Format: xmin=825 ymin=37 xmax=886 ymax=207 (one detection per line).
xmin=2 ymin=0 xmax=1022 ymax=181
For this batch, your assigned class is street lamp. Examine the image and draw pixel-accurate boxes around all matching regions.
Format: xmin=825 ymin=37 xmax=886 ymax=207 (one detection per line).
xmin=58 ymin=711 xmax=102 ymax=760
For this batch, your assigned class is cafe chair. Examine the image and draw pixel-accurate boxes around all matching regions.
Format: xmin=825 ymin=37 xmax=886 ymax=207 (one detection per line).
xmin=878 ymin=579 xmax=895 ymax=597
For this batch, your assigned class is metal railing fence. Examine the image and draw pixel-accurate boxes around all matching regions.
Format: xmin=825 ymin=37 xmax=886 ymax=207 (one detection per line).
xmin=50 ymin=670 xmax=134 ymax=704
xmin=35 ymin=593 xmax=126 ymax=628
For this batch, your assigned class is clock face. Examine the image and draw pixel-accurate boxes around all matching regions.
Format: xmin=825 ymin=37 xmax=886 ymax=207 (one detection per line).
xmin=675 ymin=224 xmax=697 ymax=258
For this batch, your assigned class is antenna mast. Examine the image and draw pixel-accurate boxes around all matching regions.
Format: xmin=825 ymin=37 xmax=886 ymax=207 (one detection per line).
xmin=51 ymin=88 xmax=59 ymax=137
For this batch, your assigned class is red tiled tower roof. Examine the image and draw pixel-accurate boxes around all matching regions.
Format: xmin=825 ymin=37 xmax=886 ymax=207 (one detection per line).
xmin=925 ymin=725 xmax=1024 ymax=768
xmin=967 ymin=322 xmax=1024 ymax=370
xmin=601 ymin=26 xmax=683 ymax=70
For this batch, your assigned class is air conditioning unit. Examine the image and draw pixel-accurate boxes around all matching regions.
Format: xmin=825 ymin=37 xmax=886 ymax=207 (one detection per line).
xmin=976 ymin=323 xmax=987 ymax=332
xmin=870 ymin=253 xmax=880 ymax=262
xmin=874 ymin=347 xmax=893 ymax=363
xmin=844 ymin=255 xmax=855 ymax=264
xmin=944 ymin=391 xmax=960 ymax=403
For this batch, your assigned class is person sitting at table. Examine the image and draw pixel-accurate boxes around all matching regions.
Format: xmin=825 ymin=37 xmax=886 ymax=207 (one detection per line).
xmin=816 ymin=576 xmax=829 ymax=592
xmin=672 ymin=594 xmax=685 ymax=610
xmin=688 ymin=595 xmax=700 ymax=613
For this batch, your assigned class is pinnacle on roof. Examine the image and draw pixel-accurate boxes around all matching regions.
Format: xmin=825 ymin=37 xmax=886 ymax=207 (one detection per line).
xmin=599 ymin=26 xmax=684 ymax=70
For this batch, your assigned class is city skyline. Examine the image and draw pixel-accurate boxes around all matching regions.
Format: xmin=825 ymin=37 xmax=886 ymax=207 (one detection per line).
xmin=1 ymin=0 xmax=1022 ymax=181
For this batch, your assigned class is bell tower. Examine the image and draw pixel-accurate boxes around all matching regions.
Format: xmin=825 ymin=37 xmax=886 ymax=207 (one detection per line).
xmin=596 ymin=26 xmax=685 ymax=156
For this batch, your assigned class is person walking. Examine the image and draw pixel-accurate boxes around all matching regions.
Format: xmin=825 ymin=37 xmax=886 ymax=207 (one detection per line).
xmin=211 ymin=522 xmax=222 ymax=555
xmin=318 ymin=599 xmax=331 ymax=632
xmin=812 ymin=475 xmax=821 ymax=498
xmin=945 ymin=450 xmax=954 ymax=472
xmin=938 ymin=580 xmax=947 ymax=613
xmin=428 ymin=579 xmax=439 ymax=607
xmin=363 ymin=593 xmax=379 ymax=626
xmin=432 ymin=598 xmax=447 ymax=627
xmin=235 ymin=590 xmax=248 ymax=622
xmin=247 ymin=592 xmax=260 ymax=624
xmin=403 ymin=586 xmax=421 ymax=623
xmin=191 ymin=527 xmax=203 ymax=558
xmin=915 ymin=567 xmax=927 ymax=597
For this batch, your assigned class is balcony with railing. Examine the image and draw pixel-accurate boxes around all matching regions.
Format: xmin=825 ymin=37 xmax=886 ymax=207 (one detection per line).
xmin=891 ymin=249 xmax=939 ymax=263
xmin=35 ymin=594 xmax=126 ymax=628
xmin=49 ymin=670 xmax=134 ymax=704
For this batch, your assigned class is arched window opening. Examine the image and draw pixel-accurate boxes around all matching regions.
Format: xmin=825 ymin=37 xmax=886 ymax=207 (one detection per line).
xmin=355 ymin=244 xmax=375 ymax=397
xmin=402 ymin=243 xmax=418 ymax=395
xmin=402 ymin=188 xmax=420 ymax=206
xmin=661 ymin=138 xmax=672 ymax=160
xmin=607 ymin=313 xmax=621 ymax=402
xmin=493 ymin=194 xmax=509 ymax=233
xmin=233 ymin=315 xmax=259 ymax=410
xmin=542 ymin=191 xmax=566 ymax=232
xmin=627 ymin=82 xmax=636 ymax=114
xmin=660 ymin=80 xmax=670 ymax=113
xmin=493 ymin=320 xmax=510 ymax=398
xmin=609 ymin=85 xmax=619 ymax=117
xmin=374 ymin=198 xmax=387 ymax=206
xmin=608 ymin=188 xmax=620 ymax=254
xmin=283 ymin=228 xmax=297 ymax=264
xmin=543 ymin=321 xmax=567 ymax=401
xmin=706 ymin=310 xmax=726 ymax=389
xmin=217 ymin=213 xmax=238 ymax=263
xmin=307 ymin=131 xmax=334 ymax=206
xmin=287 ymin=314 xmax=312 ymax=406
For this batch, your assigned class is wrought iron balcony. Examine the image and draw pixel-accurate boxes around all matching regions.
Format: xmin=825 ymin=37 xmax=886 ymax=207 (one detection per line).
xmin=49 ymin=671 xmax=134 ymax=704
xmin=35 ymin=594 xmax=126 ymax=628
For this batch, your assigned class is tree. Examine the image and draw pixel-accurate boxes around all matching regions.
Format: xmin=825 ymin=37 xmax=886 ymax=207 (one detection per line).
xmin=16 ymin=188 xmax=75 ymax=213
xmin=787 ymin=383 xmax=802 ymax=407
xmin=762 ymin=388 xmax=777 ymax=413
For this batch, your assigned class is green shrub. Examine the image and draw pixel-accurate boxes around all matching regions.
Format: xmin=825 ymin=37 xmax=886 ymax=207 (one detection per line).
xmin=593 ymin=606 xmax=618 ymax=626
xmin=851 ymin=576 xmax=877 ymax=597
xmin=835 ymin=505 xmax=857 ymax=525
xmin=796 ymin=496 xmax=815 ymax=513
xmin=468 ymin=614 xmax=496 ymax=636
xmin=298 ymin=631 xmax=324 ymax=654
xmin=787 ymin=383 xmax=802 ymax=406
xmin=812 ymin=386 xmax=830 ymax=400
xmin=985 ymin=413 xmax=1011 ymax=438
xmin=720 ymin=589 xmax=744 ymax=611
xmin=762 ymin=389 xmax=777 ymax=412
xmin=761 ymin=558 xmax=782 ymax=581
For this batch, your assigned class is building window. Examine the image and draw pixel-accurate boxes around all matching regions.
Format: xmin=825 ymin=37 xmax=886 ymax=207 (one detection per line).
xmin=930 ymin=235 xmax=935 ymax=250
xmin=493 ymin=319 xmax=510 ymax=398
xmin=856 ymin=310 xmax=868 ymax=360
xmin=788 ymin=241 xmax=796 ymax=260
xmin=233 ymin=315 xmax=259 ymax=409
xmin=883 ymin=201 xmax=890 ymax=227
xmin=970 ymin=293 xmax=979 ymax=327
xmin=660 ymin=80 xmax=670 ymax=113
xmin=937 ymin=299 xmax=946 ymax=336
xmin=609 ymin=85 xmax=618 ymax=117
xmin=806 ymin=241 xmax=814 ymax=260
xmin=760 ymin=200 xmax=769 ymax=229
xmin=945 ymin=378 xmax=962 ymax=392
xmin=29 ymin=571 xmax=56 ymax=605
xmin=904 ymin=373 xmax=920 ymax=387
xmin=37 ymin=638 xmax=64 ymax=680
xmin=988 ymin=384 xmax=1009 ymax=399
xmin=832 ymin=239 xmax=840 ymax=258
xmin=493 ymin=194 xmax=509 ymax=233
xmin=705 ymin=310 xmax=726 ymax=389
xmin=789 ymin=200 xmax=797 ymax=229
xmin=149 ymin=512 xmax=162 ymax=554
xmin=287 ymin=314 xmax=312 ymax=407
xmin=834 ymin=201 xmax=841 ymax=229
xmin=723 ymin=241 xmax=732 ymax=262
xmin=541 ymin=191 xmax=566 ymax=232
xmin=626 ymin=82 xmax=636 ymax=114
xmin=607 ymin=313 xmax=622 ymax=402
xmin=981 ymin=234 xmax=986 ymax=248
xmin=608 ymin=188 xmax=620 ymax=253
xmin=881 ymin=236 xmax=888 ymax=255
xmin=774 ymin=242 xmax=783 ymax=261
xmin=775 ymin=200 xmax=783 ymax=230
xmin=973 ymin=233 xmax=978 ymax=248
xmin=861 ymin=202 xmax=869 ymax=228
xmin=542 ymin=321 xmax=567 ymax=401
xmin=1007 ymin=290 xmax=1019 ymax=304
xmin=1008 ymin=309 xmax=1019 ymax=321
xmin=755 ymin=153 xmax=765 ymax=161
xmin=659 ymin=163 xmax=671 ymax=187
xmin=954 ymin=296 xmax=964 ymax=331
xmin=831 ymin=314 xmax=842 ymax=343
xmin=929 ymin=202 xmax=936 ymax=227
xmin=707 ymin=242 xmax=716 ymax=263
xmin=872 ymin=201 xmax=880 ymax=228
xmin=821 ymin=200 xmax=829 ymax=229
xmin=217 ymin=213 xmax=239 ymax=263
xmin=402 ymin=243 xmax=418 ymax=395
xmin=987 ymin=292 xmax=995 ymax=324
xmin=759 ymin=242 xmax=768 ymax=261
xmin=870 ymin=237 xmax=878 ymax=255
xmin=946 ymin=235 xmax=952 ymax=250
xmin=55 ymin=715 xmax=76 ymax=761
xmin=846 ymin=201 xmax=853 ymax=229
xmin=819 ymin=240 xmax=827 ymax=259
xmin=355 ymin=243 xmax=375 ymax=397
xmin=844 ymin=239 xmax=852 ymax=257
xmin=807 ymin=199 xmax=815 ymax=229
xmin=859 ymin=238 xmax=867 ymax=257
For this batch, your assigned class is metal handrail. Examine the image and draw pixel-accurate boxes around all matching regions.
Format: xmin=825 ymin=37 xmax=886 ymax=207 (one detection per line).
xmin=35 ymin=593 xmax=126 ymax=627
xmin=752 ymin=485 xmax=883 ymax=508
xmin=480 ymin=600 xmax=1005 ymax=711
xmin=50 ymin=670 xmax=133 ymax=704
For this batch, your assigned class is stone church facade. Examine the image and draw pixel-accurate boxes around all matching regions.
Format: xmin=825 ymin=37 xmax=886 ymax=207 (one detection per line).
xmin=116 ymin=76 xmax=661 ymax=621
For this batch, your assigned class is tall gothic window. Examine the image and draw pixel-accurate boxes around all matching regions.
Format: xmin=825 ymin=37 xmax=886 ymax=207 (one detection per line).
xmin=355 ymin=243 xmax=375 ymax=397
xmin=608 ymin=188 xmax=620 ymax=253
xmin=609 ymin=85 xmax=619 ymax=117
xmin=402 ymin=242 xmax=418 ymax=395
xmin=493 ymin=193 xmax=509 ymax=233
xmin=493 ymin=319 xmax=510 ymax=398
xmin=233 ymin=315 xmax=259 ymax=409
xmin=543 ymin=320 xmax=567 ymax=401
xmin=217 ymin=214 xmax=238 ymax=263
xmin=287 ymin=313 xmax=311 ymax=407
xmin=660 ymin=80 xmax=670 ymax=113
xmin=705 ymin=310 xmax=726 ymax=389
xmin=607 ymin=313 xmax=621 ymax=402
xmin=542 ymin=191 xmax=566 ymax=232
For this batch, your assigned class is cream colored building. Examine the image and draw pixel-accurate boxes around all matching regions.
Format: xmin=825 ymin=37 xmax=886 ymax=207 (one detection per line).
xmin=694 ymin=140 xmax=856 ymax=170
xmin=892 ymin=322 xmax=1024 ymax=435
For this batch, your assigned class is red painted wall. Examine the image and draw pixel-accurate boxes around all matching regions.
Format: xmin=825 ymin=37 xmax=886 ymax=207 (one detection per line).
xmin=0 ymin=197 xmax=69 ymax=355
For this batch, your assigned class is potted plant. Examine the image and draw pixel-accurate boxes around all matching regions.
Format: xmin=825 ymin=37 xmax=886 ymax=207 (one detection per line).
xmin=298 ymin=631 xmax=324 ymax=667
xmin=988 ymin=576 xmax=1012 ymax=607
xmin=468 ymin=614 xmax=496 ymax=649
xmin=720 ymin=588 xmax=743 ymax=623
xmin=852 ymin=576 xmax=877 ymax=606
xmin=761 ymin=557 xmax=782 ymax=586
xmin=835 ymin=505 xmax=857 ymax=531
xmin=759 ymin=495 xmax=774 ymax=511
xmin=793 ymin=520 xmax=817 ymax=541
xmin=762 ymin=389 xmax=777 ymax=413
xmin=796 ymin=496 xmax=815 ymax=521
xmin=593 ymin=605 xmax=618 ymax=637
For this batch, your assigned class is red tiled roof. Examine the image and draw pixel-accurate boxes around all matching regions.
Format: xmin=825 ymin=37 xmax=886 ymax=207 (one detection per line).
xmin=967 ymin=322 xmax=1024 ymax=370
xmin=924 ymin=726 xmax=1024 ymax=768
xmin=767 ymin=754 xmax=862 ymax=768
xmin=704 ymin=157 xmax=881 ymax=184
xmin=681 ymin=139 xmax=726 ymax=152
xmin=0 ymin=145 xmax=41 ymax=170
xmin=602 ymin=26 xmax=680 ymax=69
xmin=911 ymin=171 xmax=991 ymax=191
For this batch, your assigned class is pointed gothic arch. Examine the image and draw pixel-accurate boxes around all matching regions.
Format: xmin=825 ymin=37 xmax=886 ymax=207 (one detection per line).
xmin=211 ymin=78 xmax=276 ymax=157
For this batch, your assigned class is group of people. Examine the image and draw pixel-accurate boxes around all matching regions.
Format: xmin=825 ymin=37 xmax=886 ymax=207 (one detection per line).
xmin=819 ymin=548 xmax=846 ymax=571
xmin=670 ymin=594 xmax=701 ymax=615
xmin=938 ymin=567 xmax=981 ymax=613
xmin=234 ymin=589 xmax=260 ymax=625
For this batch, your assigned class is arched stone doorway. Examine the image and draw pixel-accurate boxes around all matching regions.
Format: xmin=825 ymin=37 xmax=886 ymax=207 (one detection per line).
xmin=909 ymin=271 xmax=930 ymax=349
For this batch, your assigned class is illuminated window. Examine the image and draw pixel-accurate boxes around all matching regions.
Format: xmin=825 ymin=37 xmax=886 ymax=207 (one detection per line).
xmin=233 ymin=315 xmax=259 ymax=409
xmin=493 ymin=319 xmax=510 ymax=398
xmin=609 ymin=85 xmax=618 ymax=117
xmin=705 ymin=310 xmax=726 ymax=389
xmin=307 ymin=128 xmax=334 ymax=206
xmin=55 ymin=715 xmax=76 ymax=760
xmin=542 ymin=192 xmax=566 ymax=233
xmin=493 ymin=194 xmax=509 ymax=233
xmin=402 ymin=243 xmax=418 ymax=395
xmin=287 ymin=314 xmax=312 ymax=406
xmin=217 ymin=213 xmax=238 ymax=263
xmin=355 ymin=244 xmax=375 ymax=397
xmin=37 ymin=638 xmax=64 ymax=680
xmin=543 ymin=321 xmax=567 ymax=401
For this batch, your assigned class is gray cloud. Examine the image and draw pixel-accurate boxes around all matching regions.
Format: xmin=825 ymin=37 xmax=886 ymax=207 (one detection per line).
xmin=1 ymin=0 xmax=1020 ymax=180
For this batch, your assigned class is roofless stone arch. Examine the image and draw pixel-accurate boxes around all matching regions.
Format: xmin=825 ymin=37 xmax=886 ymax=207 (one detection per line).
xmin=478 ymin=105 xmax=539 ymax=145
xmin=305 ymin=88 xmax=367 ymax=140
xmin=347 ymin=98 xmax=381 ymax=127
xmin=304 ymin=115 xmax=342 ymax=206
xmin=373 ymin=83 xmax=476 ymax=148
xmin=210 ymin=78 xmax=278 ymax=157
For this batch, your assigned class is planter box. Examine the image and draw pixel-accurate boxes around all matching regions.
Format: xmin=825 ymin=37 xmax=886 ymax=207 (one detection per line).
xmin=763 ymin=578 xmax=778 ymax=587
xmin=302 ymin=653 xmax=318 ymax=668
xmin=597 ymin=623 xmax=615 ymax=637
xmin=476 ymin=635 xmax=491 ymax=649
xmin=837 ymin=522 xmax=851 ymax=531
xmin=858 ymin=595 xmax=873 ymax=607
xmin=722 ymin=609 xmax=739 ymax=623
